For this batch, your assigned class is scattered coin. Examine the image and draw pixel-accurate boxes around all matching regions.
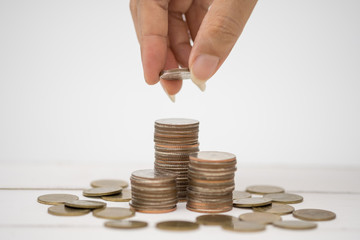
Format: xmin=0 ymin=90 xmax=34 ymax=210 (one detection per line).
xmin=233 ymin=191 xmax=251 ymax=200
xmin=160 ymin=68 xmax=191 ymax=81
xmin=91 ymin=179 xmax=128 ymax=188
xmin=102 ymin=188 xmax=131 ymax=202
xmin=156 ymin=221 xmax=199 ymax=231
xmin=246 ymin=185 xmax=285 ymax=195
xmin=37 ymin=194 xmax=79 ymax=205
xmin=104 ymin=220 xmax=148 ymax=229
xmin=83 ymin=186 xmax=122 ymax=197
xmin=253 ymin=203 xmax=294 ymax=215
xmin=239 ymin=212 xmax=282 ymax=224
xmin=64 ymin=200 xmax=106 ymax=209
xmin=196 ymin=214 xmax=237 ymax=226
xmin=264 ymin=193 xmax=303 ymax=204
xmin=93 ymin=207 xmax=135 ymax=220
xmin=273 ymin=220 xmax=317 ymax=230
xmin=233 ymin=197 xmax=272 ymax=208
xmin=48 ymin=204 xmax=90 ymax=216
xmin=293 ymin=209 xmax=336 ymax=221
xmin=222 ymin=219 xmax=266 ymax=232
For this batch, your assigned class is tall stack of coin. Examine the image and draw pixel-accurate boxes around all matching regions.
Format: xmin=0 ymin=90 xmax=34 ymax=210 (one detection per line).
xmin=187 ymin=151 xmax=237 ymax=213
xmin=129 ymin=169 xmax=178 ymax=213
xmin=154 ymin=118 xmax=199 ymax=201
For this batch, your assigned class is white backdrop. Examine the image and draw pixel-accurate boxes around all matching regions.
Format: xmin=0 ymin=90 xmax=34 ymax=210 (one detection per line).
xmin=0 ymin=0 xmax=359 ymax=166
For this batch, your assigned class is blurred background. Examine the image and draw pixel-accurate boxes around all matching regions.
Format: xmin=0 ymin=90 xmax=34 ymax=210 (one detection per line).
xmin=0 ymin=0 xmax=359 ymax=167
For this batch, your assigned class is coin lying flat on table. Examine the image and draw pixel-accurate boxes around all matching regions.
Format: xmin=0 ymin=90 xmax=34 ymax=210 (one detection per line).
xmin=102 ymin=188 xmax=131 ymax=202
xmin=239 ymin=212 xmax=282 ymax=224
xmin=222 ymin=219 xmax=266 ymax=232
xmin=104 ymin=220 xmax=148 ymax=229
xmin=246 ymin=185 xmax=285 ymax=195
xmin=48 ymin=204 xmax=90 ymax=216
xmin=83 ymin=187 xmax=122 ymax=197
xmin=196 ymin=214 xmax=237 ymax=226
xmin=264 ymin=193 xmax=303 ymax=204
xmin=64 ymin=200 xmax=106 ymax=209
xmin=233 ymin=191 xmax=251 ymax=200
xmin=273 ymin=220 xmax=317 ymax=230
xmin=38 ymin=194 xmax=79 ymax=205
xmin=233 ymin=197 xmax=272 ymax=208
xmin=253 ymin=203 xmax=294 ymax=215
xmin=293 ymin=209 xmax=336 ymax=221
xmin=91 ymin=179 xmax=128 ymax=188
xmin=93 ymin=207 xmax=135 ymax=220
xmin=156 ymin=221 xmax=199 ymax=231
xmin=159 ymin=68 xmax=191 ymax=81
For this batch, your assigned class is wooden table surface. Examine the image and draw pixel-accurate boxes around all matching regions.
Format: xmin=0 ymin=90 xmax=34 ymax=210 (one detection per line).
xmin=0 ymin=162 xmax=359 ymax=240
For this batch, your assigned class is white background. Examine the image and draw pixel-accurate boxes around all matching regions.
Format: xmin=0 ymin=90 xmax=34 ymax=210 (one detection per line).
xmin=0 ymin=0 xmax=359 ymax=166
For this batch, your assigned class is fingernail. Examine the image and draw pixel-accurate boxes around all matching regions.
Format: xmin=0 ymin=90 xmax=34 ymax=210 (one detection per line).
xmin=190 ymin=54 xmax=219 ymax=91
xmin=164 ymin=90 xmax=176 ymax=103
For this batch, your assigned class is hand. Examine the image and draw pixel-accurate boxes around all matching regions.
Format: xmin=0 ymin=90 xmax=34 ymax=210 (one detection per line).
xmin=130 ymin=0 xmax=257 ymax=102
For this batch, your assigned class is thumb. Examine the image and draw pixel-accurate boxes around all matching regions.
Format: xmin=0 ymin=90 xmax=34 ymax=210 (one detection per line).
xmin=189 ymin=0 xmax=257 ymax=91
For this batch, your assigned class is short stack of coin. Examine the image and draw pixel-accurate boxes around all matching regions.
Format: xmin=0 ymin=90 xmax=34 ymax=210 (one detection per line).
xmin=187 ymin=151 xmax=237 ymax=213
xmin=154 ymin=118 xmax=199 ymax=201
xmin=129 ymin=169 xmax=178 ymax=213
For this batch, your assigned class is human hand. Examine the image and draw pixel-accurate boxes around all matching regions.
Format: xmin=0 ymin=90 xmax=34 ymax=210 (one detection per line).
xmin=130 ymin=0 xmax=257 ymax=102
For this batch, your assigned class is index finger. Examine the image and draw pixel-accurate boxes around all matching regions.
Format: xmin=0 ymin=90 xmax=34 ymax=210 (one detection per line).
xmin=138 ymin=0 xmax=169 ymax=85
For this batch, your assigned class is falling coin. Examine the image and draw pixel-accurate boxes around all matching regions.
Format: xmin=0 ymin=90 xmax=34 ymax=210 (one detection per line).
xmin=104 ymin=220 xmax=148 ymax=229
xmin=102 ymin=189 xmax=131 ymax=202
xmin=233 ymin=197 xmax=272 ymax=208
xmin=233 ymin=191 xmax=251 ymax=200
xmin=293 ymin=209 xmax=336 ymax=221
xmin=273 ymin=220 xmax=317 ymax=230
xmin=196 ymin=214 xmax=237 ymax=226
xmin=83 ymin=187 xmax=122 ymax=197
xmin=222 ymin=219 xmax=266 ymax=232
xmin=159 ymin=68 xmax=191 ymax=81
xmin=37 ymin=194 xmax=79 ymax=205
xmin=239 ymin=212 xmax=282 ymax=224
xmin=253 ymin=203 xmax=294 ymax=215
xmin=264 ymin=193 xmax=303 ymax=204
xmin=93 ymin=207 xmax=135 ymax=220
xmin=48 ymin=204 xmax=90 ymax=216
xmin=246 ymin=185 xmax=285 ymax=195
xmin=91 ymin=179 xmax=128 ymax=188
xmin=64 ymin=200 xmax=106 ymax=209
xmin=156 ymin=221 xmax=199 ymax=231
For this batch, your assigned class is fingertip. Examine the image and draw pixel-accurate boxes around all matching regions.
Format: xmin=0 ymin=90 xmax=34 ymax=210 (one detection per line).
xmin=160 ymin=79 xmax=183 ymax=95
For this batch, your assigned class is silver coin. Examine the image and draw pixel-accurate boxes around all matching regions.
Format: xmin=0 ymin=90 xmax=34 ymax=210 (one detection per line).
xmin=160 ymin=68 xmax=191 ymax=80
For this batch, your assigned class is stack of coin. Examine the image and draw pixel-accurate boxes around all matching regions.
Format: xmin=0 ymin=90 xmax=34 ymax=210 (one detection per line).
xmin=154 ymin=118 xmax=200 ymax=201
xmin=129 ymin=169 xmax=178 ymax=213
xmin=187 ymin=151 xmax=237 ymax=213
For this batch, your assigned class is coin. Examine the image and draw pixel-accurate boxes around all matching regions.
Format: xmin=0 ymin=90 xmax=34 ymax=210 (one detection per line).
xmin=222 ymin=219 xmax=266 ymax=232
xmin=253 ymin=203 xmax=294 ymax=215
xmin=48 ymin=204 xmax=90 ymax=216
xmin=233 ymin=191 xmax=251 ymax=200
xmin=246 ymin=185 xmax=285 ymax=195
xmin=293 ymin=209 xmax=336 ymax=221
xmin=102 ymin=188 xmax=131 ymax=202
xmin=93 ymin=207 xmax=135 ymax=220
xmin=91 ymin=179 xmax=128 ymax=188
xmin=159 ymin=68 xmax=191 ymax=80
xmin=64 ymin=200 xmax=106 ymax=209
xmin=155 ymin=118 xmax=198 ymax=126
xmin=83 ymin=186 xmax=122 ymax=197
xmin=273 ymin=220 xmax=317 ymax=230
xmin=239 ymin=212 xmax=282 ymax=224
xmin=189 ymin=151 xmax=236 ymax=163
xmin=104 ymin=220 xmax=148 ymax=229
xmin=264 ymin=193 xmax=303 ymax=204
xmin=233 ymin=197 xmax=272 ymax=208
xmin=156 ymin=221 xmax=199 ymax=231
xmin=196 ymin=214 xmax=237 ymax=226
xmin=37 ymin=194 xmax=79 ymax=205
